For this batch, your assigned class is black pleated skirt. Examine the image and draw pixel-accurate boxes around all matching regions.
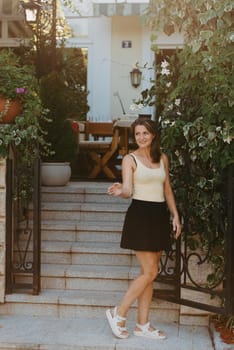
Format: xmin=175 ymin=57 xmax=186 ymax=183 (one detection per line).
xmin=120 ymin=199 xmax=171 ymax=252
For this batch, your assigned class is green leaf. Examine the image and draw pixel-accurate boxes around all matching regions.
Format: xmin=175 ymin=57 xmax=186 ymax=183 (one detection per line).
xmin=200 ymin=30 xmax=214 ymax=42
xmin=191 ymin=40 xmax=202 ymax=53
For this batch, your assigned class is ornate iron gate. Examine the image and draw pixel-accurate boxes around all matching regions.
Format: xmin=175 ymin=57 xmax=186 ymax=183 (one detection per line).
xmin=156 ymin=165 xmax=234 ymax=316
xmin=5 ymin=155 xmax=41 ymax=295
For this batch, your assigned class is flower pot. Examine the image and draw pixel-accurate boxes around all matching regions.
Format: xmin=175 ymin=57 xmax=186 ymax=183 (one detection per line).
xmin=41 ymin=162 xmax=71 ymax=186
xmin=0 ymin=97 xmax=22 ymax=123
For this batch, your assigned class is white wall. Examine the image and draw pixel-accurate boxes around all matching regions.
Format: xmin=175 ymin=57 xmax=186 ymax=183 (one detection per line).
xmin=65 ymin=15 xmax=154 ymax=121
xmin=109 ymin=22 xmax=184 ymax=120
xmin=87 ymin=17 xmax=112 ymax=121
xmin=156 ymin=31 xmax=184 ymax=49
xmin=64 ymin=15 xmax=184 ymax=122
xmin=111 ymin=16 xmax=143 ymax=119
xmin=65 ymin=17 xmax=112 ymax=121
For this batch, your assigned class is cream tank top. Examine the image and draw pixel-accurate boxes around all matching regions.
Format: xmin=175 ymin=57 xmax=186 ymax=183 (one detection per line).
xmin=131 ymin=154 xmax=166 ymax=202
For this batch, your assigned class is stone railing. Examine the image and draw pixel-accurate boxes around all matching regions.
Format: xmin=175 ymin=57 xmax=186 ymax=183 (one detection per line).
xmin=0 ymin=158 xmax=6 ymax=303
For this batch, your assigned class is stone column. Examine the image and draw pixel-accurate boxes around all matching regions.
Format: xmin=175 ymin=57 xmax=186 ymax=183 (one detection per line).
xmin=0 ymin=158 xmax=6 ymax=303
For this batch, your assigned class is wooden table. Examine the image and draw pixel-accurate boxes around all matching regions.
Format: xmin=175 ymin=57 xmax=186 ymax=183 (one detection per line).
xmin=114 ymin=119 xmax=135 ymax=156
xmin=79 ymin=120 xmax=135 ymax=179
xmin=79 ymin=122 xmax=120 ymax=179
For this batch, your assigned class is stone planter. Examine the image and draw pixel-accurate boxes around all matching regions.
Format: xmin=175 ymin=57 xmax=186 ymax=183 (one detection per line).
xmin=41 ymin=162 xmax=71 ymax=186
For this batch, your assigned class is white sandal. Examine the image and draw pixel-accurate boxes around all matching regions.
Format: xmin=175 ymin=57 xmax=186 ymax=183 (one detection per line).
xmin=134 ymin=322 xmax=166 ymax=339
xmin=106 ymin=307 xmax=129 ymax=339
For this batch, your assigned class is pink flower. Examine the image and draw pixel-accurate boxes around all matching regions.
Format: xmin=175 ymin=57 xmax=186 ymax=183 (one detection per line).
xmin=16 ymin=87 xmax=28 ymax=94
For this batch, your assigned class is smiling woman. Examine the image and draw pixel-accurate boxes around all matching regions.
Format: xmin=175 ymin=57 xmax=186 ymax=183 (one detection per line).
xmin=106 ymin=117 xmax=181 ymax=339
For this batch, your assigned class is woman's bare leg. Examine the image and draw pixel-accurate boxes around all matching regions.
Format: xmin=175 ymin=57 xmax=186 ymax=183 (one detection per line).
xmin=108 ymin=251 xmax=162 ymax=338
xmin=137 ymin=252 xmax=162 ymax=324
xmin=137 ymin=251 xmax=162 ymax=325
xmin=117 ymin=251 xmax=160 ymax=318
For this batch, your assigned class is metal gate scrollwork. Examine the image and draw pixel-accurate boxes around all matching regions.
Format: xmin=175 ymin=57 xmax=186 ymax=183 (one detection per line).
xmin=5 ymin=153 xmax=41 ymax=295
xmin=155 ymin=165 xmax=234 ymax=316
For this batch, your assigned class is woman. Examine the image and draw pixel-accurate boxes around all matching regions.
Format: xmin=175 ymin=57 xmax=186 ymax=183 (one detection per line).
xmin=106 ymin=118 xmax=181 ymax=340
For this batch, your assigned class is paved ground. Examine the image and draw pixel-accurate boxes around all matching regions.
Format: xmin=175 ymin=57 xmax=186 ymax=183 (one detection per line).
xmin=0 ymin=314 xmax=220 ymax=350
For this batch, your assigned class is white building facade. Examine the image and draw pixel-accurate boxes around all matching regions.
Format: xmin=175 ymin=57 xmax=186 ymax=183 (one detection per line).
xmin=62 ymin=0 xmax=184 ymax=120
xmin=0 ymin=0 xmax=184 ymax=121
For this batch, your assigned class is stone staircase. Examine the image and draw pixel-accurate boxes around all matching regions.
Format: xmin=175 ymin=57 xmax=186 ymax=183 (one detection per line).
xmin=0 ymin=181 xmax=179 ymax=323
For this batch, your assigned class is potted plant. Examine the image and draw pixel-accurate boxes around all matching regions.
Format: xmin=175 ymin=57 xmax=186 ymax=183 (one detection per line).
xmin=0 ymin=49 xmax=49 ymax=201
xmin=0 ymin=49 xmax=40 ymax=124
xmin=0 ymin=49 xmax=49 ymax=155
xmin=40 ymin=47 xmax=89 ymax=185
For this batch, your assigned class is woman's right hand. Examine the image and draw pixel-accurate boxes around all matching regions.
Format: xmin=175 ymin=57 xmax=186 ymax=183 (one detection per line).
xmin=107 ymin=182 xmax=122 ymax=197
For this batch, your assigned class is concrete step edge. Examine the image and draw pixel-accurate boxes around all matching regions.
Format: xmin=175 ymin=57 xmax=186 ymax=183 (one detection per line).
xmin=41 ymin=181 xmax=112 ymax=193
xmin=22 ymin=220 xmax=123 ymax=232
xmin=4 ymin=289 xmax=179 ymax=310
xmin=40 ymin=241 xmax=130 ymax=255
xmin=39 ymin=202 xmax=128 ymax=212
xmin=41 ymin=220 xmax=123 ymax=231
xmin=40 ymin=263 xmax=138 ymax=279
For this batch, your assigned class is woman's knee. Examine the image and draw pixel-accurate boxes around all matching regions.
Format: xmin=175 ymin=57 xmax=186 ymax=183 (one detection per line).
xmin=136 ymin=251 xmax=161 ymax=282
xmin=151 ymin=265 xmax=159 ymax=281
xmin=143 ymin=265 xmax=158 ymax=283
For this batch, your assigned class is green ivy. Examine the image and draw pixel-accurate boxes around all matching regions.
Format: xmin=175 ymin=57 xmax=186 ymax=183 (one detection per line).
xmin=139 ymin=0 xmax=234 ymax=287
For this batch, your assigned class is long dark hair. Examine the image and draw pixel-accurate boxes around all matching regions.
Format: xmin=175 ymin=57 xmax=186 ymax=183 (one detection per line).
xmin=131 ymin=118 xmax=161 ymax=163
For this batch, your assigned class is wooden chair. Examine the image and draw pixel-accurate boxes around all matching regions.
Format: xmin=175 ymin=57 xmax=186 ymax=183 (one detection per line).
xmin=84 ymin=121 xmax=114 ymax=141
xmin=79 ymin=121 xmax=120 ymax=179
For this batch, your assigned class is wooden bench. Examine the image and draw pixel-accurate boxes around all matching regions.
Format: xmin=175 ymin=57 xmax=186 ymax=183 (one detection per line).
xmin=79 ymin=121 xmax=120 ymax=179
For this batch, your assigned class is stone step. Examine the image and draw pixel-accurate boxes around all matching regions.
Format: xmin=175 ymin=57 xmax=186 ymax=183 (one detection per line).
xmin=1 ymin=289 xmax=179 ymax=323
xmin=20 ymin=241 xmax=126 ymax=267
xmin=9 ymin=181 xmax=181 ymax=331
xmin=22 ymin=220 xmax=122 ymax=243
xmin=15 ymin=264 xmax=175 ymax=293
xmin=31 ymin=202 xmax=127 ymax=221
xmin=17 ymin=240 xmax=132 ymax=266
xmin=41 ymin=181 xmax=130 ymax=205
xmin=15 ymin=264 xmax=138 ymax=292
xmin=41 ymin=264 xmax=134 ymax=291
xmin=39 ymin=241 xmax=136 ymax=266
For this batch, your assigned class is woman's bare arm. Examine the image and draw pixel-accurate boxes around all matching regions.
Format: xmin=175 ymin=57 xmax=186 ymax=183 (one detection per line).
xmin=161 ymin=153 xmax=181 ymax=239
xmin=107 ymin=154 xmax=135 ymax=198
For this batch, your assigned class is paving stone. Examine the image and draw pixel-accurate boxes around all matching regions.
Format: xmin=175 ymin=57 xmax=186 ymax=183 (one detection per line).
xmin=0 ymin=315 xmax=215 ymax=350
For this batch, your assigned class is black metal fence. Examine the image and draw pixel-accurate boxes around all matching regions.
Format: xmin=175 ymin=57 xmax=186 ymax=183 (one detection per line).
xmin=5 ymin=151 xmax=234 ymax=314
xmin=5 ymin=156 xmax=41 ymax=295
xmin=156 ymin=165 xmax=234 ymax=316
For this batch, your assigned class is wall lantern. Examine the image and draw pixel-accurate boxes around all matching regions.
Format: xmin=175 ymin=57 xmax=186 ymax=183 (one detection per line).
xmin=20 ymin=0 xmax=41 ymax=24
xmin=20 ymin=0 xmax=57 ymax=76
xmin=130 ymin=68 xmax=142 ymax=88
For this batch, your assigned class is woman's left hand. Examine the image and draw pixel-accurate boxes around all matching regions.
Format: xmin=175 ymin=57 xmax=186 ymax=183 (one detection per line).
xmin=173 ymin=216 xmax=182 ymax=239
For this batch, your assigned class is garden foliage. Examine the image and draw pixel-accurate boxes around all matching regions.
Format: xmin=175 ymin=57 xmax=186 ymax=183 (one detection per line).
xmin=140 ymin=0 xmax=234 ymax=285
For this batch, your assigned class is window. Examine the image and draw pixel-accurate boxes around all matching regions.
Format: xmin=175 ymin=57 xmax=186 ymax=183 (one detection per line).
xmin=8 ymin=20 xmax=31 ymax=38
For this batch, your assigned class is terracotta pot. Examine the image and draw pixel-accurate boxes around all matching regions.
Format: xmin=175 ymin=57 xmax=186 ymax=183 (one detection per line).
xmin=41 ymin=162 xmax=71 ymax=186
xmin=0 ymin=97 xmax=22 ymax=123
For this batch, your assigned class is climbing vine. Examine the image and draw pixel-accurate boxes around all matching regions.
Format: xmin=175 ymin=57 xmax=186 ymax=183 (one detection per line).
xmin=139 ymin=0 xmax=234 ymax=285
